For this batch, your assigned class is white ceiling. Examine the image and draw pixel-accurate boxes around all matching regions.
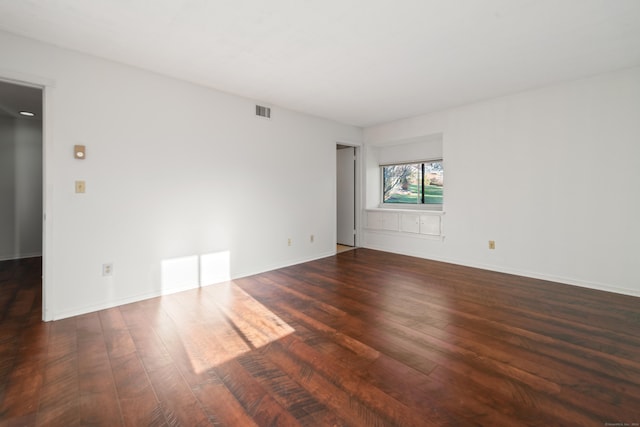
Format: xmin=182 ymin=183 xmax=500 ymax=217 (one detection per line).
xmin=1 ymin=0 xmax=639 ymax=127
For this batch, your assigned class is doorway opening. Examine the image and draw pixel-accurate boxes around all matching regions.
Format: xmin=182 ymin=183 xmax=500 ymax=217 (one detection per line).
xmin=336 ymin=144 xmax=358 ymax=252
xmin=0 ymin=79 xmax=44 ymax=316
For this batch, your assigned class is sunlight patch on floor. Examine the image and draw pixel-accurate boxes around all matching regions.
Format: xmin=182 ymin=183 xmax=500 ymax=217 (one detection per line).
xmin=162 ymin=280 xmax=294 ymax=374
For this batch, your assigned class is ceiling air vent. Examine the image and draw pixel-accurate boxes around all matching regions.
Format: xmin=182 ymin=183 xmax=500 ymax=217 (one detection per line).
xmin=255 ymin=105 xmax=271 ymax=119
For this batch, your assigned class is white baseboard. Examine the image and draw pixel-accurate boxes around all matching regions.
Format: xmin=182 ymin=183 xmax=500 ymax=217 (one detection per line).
xmin=361 ymin=243 xmax=640 ymax=299
xmin=50 ymin=250 xmax=337 ymax=321
xmin=52 ymin=283 xmax=202 ymax=321
xmin=231 ymin=250 xmax=336 ymax=281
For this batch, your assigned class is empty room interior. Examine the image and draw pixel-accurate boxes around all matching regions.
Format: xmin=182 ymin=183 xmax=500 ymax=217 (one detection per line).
xmin=1 ymin=1 xmax=640 ymax=425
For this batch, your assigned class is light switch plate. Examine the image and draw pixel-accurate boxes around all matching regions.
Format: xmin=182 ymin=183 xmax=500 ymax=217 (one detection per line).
xmin=75 ymin=180 xmax=86 ymax=193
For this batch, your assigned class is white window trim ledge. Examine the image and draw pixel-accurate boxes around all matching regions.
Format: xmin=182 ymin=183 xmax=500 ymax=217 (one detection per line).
xmin=367 ymin=207 xmax=445 ymax=214
xmin=375 ymin=204 xmax=443 ymax=212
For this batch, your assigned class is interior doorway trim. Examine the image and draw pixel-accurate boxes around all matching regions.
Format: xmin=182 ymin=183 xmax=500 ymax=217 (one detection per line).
xmin=336 ymin=142 xmax=362 ymax=251
xmin=1 ymin=70 xmax=55 ymax=321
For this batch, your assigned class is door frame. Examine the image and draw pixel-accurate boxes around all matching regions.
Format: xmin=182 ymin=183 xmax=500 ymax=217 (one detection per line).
xmin=0 ymin=70 xmax=55 ymax=321
xmin=336 ymin=142 xmax=362 ymax=249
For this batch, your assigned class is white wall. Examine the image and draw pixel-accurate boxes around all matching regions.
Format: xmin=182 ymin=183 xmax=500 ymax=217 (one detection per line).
xmin=363 ymin=67 xmax=640 ymax=297
xmin=0 ymin=115 xmax=43 ymax=260
xmin=0 ymin=31 xmax=361 ymax=319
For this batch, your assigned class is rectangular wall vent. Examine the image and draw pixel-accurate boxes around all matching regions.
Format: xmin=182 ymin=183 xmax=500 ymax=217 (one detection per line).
xmin=255 ymin=105 xmax=271 ymax=118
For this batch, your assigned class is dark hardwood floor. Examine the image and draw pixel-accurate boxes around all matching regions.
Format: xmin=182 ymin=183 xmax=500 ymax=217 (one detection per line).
xmin=1 ymin=250 xmax=639 ymax=426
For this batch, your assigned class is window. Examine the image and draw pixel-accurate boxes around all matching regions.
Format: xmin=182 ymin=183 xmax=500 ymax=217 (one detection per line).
xmin=382 ymin=160 xmax=443 ymax=206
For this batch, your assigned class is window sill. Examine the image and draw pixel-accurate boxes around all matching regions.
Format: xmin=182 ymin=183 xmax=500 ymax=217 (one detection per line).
xmin=372 ymin=206 xmax=445 ymax=215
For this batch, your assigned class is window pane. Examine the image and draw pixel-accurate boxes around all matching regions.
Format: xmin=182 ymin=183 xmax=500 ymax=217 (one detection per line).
xmin=423 ymin=161 xmax=443 ymax=204
xmin=383 ymin=164 xmax=421 ymax=204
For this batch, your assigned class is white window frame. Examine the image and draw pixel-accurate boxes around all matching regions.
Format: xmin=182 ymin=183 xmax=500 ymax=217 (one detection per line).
xmin=380 ymin=159 xmax=443 ymax=211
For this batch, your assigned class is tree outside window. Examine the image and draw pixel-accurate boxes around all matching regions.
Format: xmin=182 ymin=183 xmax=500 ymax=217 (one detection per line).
xmin=382 ymin=161 xmax=443 ymax=205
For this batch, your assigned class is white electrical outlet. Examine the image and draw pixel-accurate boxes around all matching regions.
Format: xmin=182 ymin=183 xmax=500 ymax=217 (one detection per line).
xmin=102 ymin=263 xmax=113 ymax=276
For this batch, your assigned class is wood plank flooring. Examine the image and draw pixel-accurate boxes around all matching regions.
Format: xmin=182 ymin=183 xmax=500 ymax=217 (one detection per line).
xmin=1 ymin=250 xmax=639 ymax=426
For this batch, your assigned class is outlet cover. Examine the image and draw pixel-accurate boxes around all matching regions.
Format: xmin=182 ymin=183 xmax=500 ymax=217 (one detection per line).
xmin=102 ymin=263 xmax=113 ymax=276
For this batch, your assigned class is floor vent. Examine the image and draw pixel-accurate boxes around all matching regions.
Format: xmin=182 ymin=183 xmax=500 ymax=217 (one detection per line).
xmin=255 ymin=105 xmax=271 ymax=118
